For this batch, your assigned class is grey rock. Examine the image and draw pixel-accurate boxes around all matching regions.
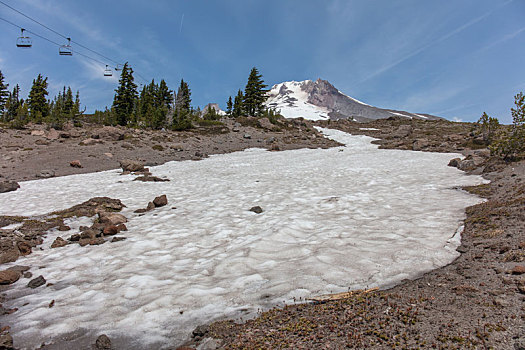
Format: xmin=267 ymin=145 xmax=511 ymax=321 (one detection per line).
xmin=0 ymin=181 xmax=19 ymax=193
xmin=27 ymin=275 xmax=46 ymax=288
xmin=37 ymin=170 xmax=55 ymax=178
xmin=243 ymin=133 xmax=252 ymax=139
xmin=249 ymin=206 xmax=263 ymax=214
xmin=95 ymin=334 xmax=112 ymax=349
xmin=119 ymin=159 xmax=144 ymax=172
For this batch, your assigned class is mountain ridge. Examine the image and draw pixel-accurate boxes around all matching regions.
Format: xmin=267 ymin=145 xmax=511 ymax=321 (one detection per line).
xmin=265 ymin=78 xmax=441 ymax=122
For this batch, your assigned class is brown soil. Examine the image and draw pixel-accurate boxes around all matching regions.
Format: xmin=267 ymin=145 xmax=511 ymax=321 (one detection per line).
xmin=0 ymin=117 xmax=338 ymax=183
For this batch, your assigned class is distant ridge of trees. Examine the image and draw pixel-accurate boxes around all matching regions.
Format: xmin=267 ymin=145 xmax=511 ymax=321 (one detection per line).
xmin=0 ymin=70 xmax=81 ymax=129
xmin=0 ymin=64 xmax=282 ymax=131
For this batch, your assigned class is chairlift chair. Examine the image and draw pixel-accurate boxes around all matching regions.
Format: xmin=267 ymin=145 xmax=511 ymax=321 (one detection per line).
xmin=59 ymin=38 xmax=73 ymax=56
xmin=114 ymin=64 xmax=122 ymax=71
xmin=104 ymin=65 xmax=113 ymax=77
xmin=16 ymin=29 xmax=32 ymax=48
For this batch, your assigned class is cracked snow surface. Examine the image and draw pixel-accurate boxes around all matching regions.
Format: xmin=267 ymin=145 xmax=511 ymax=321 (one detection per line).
xmin=0 ymin=129 xmax=486 ymax=349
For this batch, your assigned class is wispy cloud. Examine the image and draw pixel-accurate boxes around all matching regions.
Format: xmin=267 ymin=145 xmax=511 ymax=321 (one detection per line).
xmin=479 ymin=26 xmax=525 ymax=53
xmin=357 ymin=0 xmax=514 ymax=84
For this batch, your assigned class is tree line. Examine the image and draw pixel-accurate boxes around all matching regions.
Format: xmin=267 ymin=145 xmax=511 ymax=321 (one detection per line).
xmin=0 ymin=65 xmax=278 ymax=131
xmin=0 ymin=70 xmax=81 ymax=129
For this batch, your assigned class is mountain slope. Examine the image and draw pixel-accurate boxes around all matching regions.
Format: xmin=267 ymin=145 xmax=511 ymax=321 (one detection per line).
xmin=265 ymin=79 xmax=441 ymax=122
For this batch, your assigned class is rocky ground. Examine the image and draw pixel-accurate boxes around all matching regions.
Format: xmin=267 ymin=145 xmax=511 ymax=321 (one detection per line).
xmin=0 ymin=117 xmax=338 ymax=184
xmin=0 ymin=116 xmax=523 ymax=349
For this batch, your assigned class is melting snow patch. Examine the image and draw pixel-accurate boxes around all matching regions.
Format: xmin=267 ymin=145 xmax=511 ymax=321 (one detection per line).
xmin=0 ymin=129 xmax=486 ymax=349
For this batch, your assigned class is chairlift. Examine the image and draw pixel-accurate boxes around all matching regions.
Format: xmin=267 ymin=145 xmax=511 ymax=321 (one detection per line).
xmin=115 ymin=64 xmax=122 ymax=71
xmin=59 ymin=38 xmax=73 ymax=56
xmin=104 ymin=65 xmax=113 ymax=77
xmin=16 ymin=29 xmax=32 ymax=48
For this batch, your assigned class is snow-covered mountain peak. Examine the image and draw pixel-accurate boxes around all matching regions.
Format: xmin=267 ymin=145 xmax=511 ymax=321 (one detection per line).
xmin=265 ymin=79 xmax=440 ymax=122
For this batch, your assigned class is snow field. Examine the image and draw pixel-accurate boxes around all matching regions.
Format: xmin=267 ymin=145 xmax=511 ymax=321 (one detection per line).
xmin=0 ymin=129 xmax=486 ymax=349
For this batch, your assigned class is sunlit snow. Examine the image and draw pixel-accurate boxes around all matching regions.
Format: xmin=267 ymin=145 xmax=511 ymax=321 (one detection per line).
xmin=266 ymin=81 xmax=331 ymax=120
xmin=0 ymin=129 xmax=486 ymax=349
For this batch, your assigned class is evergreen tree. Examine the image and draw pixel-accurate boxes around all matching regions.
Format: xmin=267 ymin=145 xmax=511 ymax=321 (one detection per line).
xmin=174 ymin=79 xmax=191 ymax=112
xmin=4 ymin=85 xmax=21 ymax=122
xmin=172 ymin=79 xmax=192 ymax=130
xmin=232 ymin=89 xmax=244 ymax=117
xmin=0 ymin=70 xmax=9 ymax=119
xmin=112 ymin=62 xmax=138 ymax=126
xmin=156 ymin=79 xmax=173 ymax=109
xmin=226 ymin=96 xmax=233 ymax=116
xmin=491 ymin=91 xmax=525 ymax=159
xmin=243 ymin=67 xmax=267 ymax=116
xmin=28 ymin=74 xmax=49 ymax=123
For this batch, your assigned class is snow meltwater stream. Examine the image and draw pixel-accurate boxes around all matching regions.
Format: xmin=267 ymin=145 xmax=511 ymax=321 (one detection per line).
xmin=0 ymin=129 xmax=486 ymax=349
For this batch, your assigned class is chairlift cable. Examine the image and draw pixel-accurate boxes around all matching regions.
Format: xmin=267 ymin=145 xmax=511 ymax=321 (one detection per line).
xmin=0 ymin=15 xmax=149 ymax=83
xmin=0 ymin=16 xmax=113 ymax=68
xmin=0 ymin=0 xmax=123 ymax=66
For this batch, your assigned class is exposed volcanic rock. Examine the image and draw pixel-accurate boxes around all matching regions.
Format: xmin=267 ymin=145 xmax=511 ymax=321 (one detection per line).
xmin=266 ymin=79 xmax=441 ymax=122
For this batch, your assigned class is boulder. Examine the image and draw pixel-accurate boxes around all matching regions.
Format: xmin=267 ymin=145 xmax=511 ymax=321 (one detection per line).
xmin=119 ymin=159 xmax=144 ymax=172
xmin=0 ymin=270 xmax=21 ymax=285
xmin=116 ymin=224 xmax=127 ymax=232
xmin=448 ymin=158 xmax=461 ymax=168
xmin=30 ymin=130 xmax=45 ymax=137
xmin=35 ymin=139 xmax=50 ymax=146
xmin=27 ymin=275 xmax=46 ymax=289
xmin=51 ymin=237 xmax=68 ymax=248
xmin=153 ymin=195 xmax=168 ymax=207
xmin=17 ymin=241 xmax=32 ymax=256
xmin=392 ymin=125 xmax=412 ymax=138
xmin=512 ymin=265 xmax=525 ymax=275
xmin=37 ymin=170 xmax=55 ymax=178
xmin=69 ymin=234 xmax=80 ymax=242
xmin=79 ymin=138 xmax=102 ymax=146
xmin=45 ymin=129 xmax=60 ymax=140
xmin=0 ymin=333 xmax=13 ymax=350
xmin=412 ymin=139 xmax=430 ymax=151
xmin=249 ymin=206 xmax=263 ymax=214
xmin=95 ymin=334 xmax=112 ymax=350
xmin=98 ymin=212 xmax=127 ymax=226
xmin=257 ymin=117 xmax=279 ymax=131
xmin=133 ymin=176 xmax=170 ymax=182
xmin=0 ymin=181 xmax=19 ymax=193
xmin=0 ymin=239 xmax=20 ymax=264
xmin=70 ymin=160 xmax=82 ymax=168
xmin=95 ymin=126 xmax=125 ymax=141
xmin=111 ymin=237 xmax=127 ymax=243
xmin=103 ymin=225 xmax=119 ymax=236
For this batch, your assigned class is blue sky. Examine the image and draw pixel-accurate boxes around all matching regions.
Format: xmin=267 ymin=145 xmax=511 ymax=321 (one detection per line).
xmin=0 ymin=0 xmax=524 ymax=123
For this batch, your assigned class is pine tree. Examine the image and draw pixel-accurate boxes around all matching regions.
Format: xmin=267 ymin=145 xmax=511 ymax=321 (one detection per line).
xmin=4 ymin=85 xmax=21 ymax=122
xmin=112 ymin=62 xmax=138 ymax=126
xmin=0 ymin=70 xmax=9 ymax=119
xmin=28 ymin=74 xmax=49 ymax=123
xmin=243 ymin=67 xmax=267 ymax=116
xmin=174 ymin=79 xmax=191 ymax=112
xmin=232 ymin=89 xmax=244 ymax=117
xmin=157 ymin=79 xmax=173 ymax=109
xmin=172 ymin=79 xmax=192 ymax=130
xmin=226 ymin=96 xmax=233 ymax=116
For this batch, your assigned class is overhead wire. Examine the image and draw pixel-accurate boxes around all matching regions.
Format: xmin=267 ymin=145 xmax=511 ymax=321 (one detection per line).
xmin=0 ymin=16 xmax=113 ymax=68
xmin=0 ymin=0 xmax=122 ymax=66
xmin=0 ymin=0 xmax=149 ymax=83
